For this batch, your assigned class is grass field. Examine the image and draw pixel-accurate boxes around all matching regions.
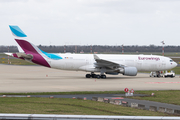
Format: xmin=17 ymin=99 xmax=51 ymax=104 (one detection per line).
xmin=132 ymin=90 xmax=180 ymax=106
xmin=0 ymin=54 xmax=7 ymax=57
xmin=0 ymin=97 xmax=169 ymax=116
xmin=0 ymin=56 xmax=35 ymax=65
xmin=0 ymin=90 xmax=180 ymax=116
xmin=171 ymin=67 xmax=180 ymax=75
xmin=1 ymin=90 xmax=179 ymax=105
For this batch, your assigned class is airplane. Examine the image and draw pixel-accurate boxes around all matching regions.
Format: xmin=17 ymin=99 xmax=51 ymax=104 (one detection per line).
xmin=6 ymin=25 xmax=177 ymax=79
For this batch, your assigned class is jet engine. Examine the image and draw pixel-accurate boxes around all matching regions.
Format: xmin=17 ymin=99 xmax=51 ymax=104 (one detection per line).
xmin=119 ymin=67 xmax=137 ymax=76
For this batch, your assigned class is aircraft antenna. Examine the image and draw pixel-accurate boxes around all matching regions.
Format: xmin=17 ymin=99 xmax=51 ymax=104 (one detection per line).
xmin=161 ymin=41 xmax=165 ymax=56
xmin=75 ymin=45 xmax=77 ymax=53
xmin=90 ymin=45 xmax=92 ymax=54
xmin=64 ymin=45 xmax=66 ymax=53
xmin=122 ymin=44 xmax=124 ymax=54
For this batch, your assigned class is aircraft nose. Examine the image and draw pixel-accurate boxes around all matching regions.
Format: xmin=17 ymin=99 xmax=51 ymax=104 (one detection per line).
xmin=175 ymin=62 xmax=178 ymax=67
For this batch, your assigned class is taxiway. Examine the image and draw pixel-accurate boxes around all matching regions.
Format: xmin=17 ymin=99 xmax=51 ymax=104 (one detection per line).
xmin=0 ymin=64 xmax=180 ymax=93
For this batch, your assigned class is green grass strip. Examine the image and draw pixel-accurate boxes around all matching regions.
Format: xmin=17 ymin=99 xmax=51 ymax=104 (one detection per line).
xmin=0 ymin=97 xmax=170 ymax=116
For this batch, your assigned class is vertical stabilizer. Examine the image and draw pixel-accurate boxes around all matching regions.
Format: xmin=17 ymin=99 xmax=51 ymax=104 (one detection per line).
xmin=9 ymin=25 xmax=27 ymax=52
xmin=9 ymin=25 xmax=27 ymax=37
xmin=9 ymin=25 xmax=51 ymax=68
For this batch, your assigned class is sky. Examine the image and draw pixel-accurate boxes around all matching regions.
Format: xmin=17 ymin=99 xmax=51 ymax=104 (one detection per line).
xmin=1 ymin=0 xmax=180 ymax=46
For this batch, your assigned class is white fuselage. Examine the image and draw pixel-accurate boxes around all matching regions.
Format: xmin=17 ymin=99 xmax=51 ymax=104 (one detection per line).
xmin=45 ymin=54 xmax=177 ymax=73
xmin=8 ymin=25 xmax=177 ymax=77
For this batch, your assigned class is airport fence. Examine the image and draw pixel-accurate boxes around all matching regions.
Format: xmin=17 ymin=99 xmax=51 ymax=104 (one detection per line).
xmin=0 ymin=114 xmax=180 ymax=120
xmin=92 ymin=96 xmax=180 ymax=115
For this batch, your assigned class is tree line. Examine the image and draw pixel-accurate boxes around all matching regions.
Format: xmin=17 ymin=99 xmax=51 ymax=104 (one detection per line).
xmin=0 ymin=45 xmax=180 ymax=53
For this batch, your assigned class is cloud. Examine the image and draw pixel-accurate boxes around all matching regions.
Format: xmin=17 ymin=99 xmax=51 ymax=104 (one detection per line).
xmin=1 ymin=0 xmax=180 ymax=46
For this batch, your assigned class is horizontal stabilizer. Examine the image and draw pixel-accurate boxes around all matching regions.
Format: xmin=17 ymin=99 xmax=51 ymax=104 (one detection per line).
xmin=4 ymin=52 xmax=13 ymax=56
xmin=16 ymin=53 xmax=33 ymax=60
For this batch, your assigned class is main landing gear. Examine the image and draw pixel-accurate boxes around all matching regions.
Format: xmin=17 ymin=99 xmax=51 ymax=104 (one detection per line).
xmin=85 ymin=72 xmax=106 ymax=79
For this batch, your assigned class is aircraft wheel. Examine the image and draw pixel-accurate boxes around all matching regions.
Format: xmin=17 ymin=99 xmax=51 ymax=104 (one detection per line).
xmin=91 ymin=74 xmax=97 ymax=78
xmin=96 ymin=75 xmax=100 ymax=79
xmin=101 ymin=75 xmax=106 ymax=79
xmin=86 ymin=74 xmax=91 ymax=78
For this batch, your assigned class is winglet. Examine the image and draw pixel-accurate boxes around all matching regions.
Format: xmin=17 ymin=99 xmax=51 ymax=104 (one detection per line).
xmin=94 ymin=54 xmax=100 ymax=60
xmin=9 ymin=25 xmax=27 ymax=37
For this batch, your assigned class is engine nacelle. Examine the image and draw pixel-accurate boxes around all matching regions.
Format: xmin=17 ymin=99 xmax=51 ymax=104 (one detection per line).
xmin=119 ymin=67 xmax=137 ymax=76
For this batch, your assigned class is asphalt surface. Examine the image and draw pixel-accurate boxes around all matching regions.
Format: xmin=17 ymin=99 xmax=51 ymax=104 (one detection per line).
xmin=31 ymin=94 xmax=180 ymax=110
xmin=1 ymin=64 xmax=180 ymax=93
xmin=1 ymin=64 xmax=180 ymax=112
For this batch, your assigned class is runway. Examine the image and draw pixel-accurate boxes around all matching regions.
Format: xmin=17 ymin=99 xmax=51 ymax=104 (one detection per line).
xmin=0 ymin=64 xmax=180 ymax=93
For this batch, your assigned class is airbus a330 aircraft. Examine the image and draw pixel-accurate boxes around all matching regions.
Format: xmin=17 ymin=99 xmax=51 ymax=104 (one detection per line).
xmin=6 ymin=25 xmax=177 ymax=79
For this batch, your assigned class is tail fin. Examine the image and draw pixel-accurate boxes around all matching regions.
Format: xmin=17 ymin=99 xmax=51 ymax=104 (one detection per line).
xmin=9 ymin=25 xmax=27 ymax=37
xmin=9 ymin=25 xmax=42 ymax=54
xmin=9 ymin=26 xmax=33 ymax=52
xmin=9 ymin=25 xmax=51 ymax=67
xmin=9 ymin=25 xmax=27 ymax=52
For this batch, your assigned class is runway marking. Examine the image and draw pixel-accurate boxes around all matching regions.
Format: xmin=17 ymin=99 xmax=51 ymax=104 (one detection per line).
xmin=146 ymin=82 xmax=180 ymax=84
xmin=111 ymin=97 xmax=124 ymax=99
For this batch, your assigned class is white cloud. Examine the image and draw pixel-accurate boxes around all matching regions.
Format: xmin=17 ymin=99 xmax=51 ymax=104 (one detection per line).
xmin=0 ymin=0 xmax=180 ymax=46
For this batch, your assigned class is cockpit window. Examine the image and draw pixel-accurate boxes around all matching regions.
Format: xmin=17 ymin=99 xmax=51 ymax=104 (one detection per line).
xmin=170 ymin=60 xmax=173 ymax=62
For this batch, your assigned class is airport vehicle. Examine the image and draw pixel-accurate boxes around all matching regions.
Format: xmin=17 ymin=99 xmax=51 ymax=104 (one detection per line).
xmin=6 ymin=25 xmax=177 ymax=79
xmin=164 ymin=70 xmax=175 ymax=78
xmin=150 ymin=72 xmax=156 ymax=77
xmin=149 ymin=71 xmax=163 ymax=77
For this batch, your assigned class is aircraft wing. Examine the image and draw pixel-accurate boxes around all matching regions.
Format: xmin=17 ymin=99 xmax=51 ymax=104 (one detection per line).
xmin=5 ymin=52 xmax=33 ymax=60
xmin=94 ymin=54 xmax=124 ymax=69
